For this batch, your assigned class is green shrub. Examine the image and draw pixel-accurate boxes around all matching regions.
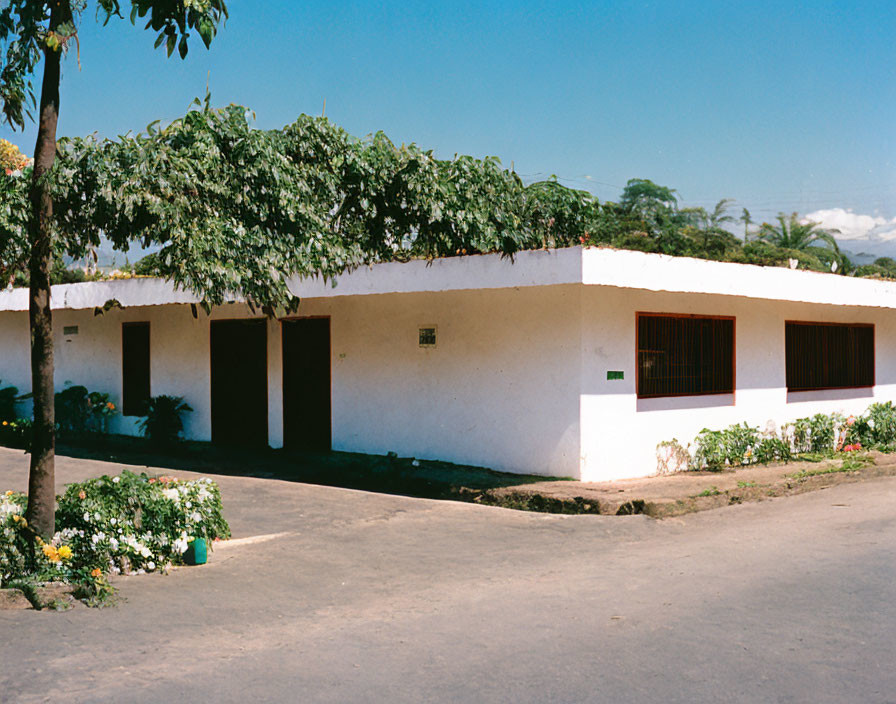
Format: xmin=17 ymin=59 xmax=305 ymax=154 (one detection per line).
xmin=138 ymin=395 xmax=193 ymax=446
xmin=0 ymin=383 xmax=20 ymax=422
xmin=53 ymin=385 xmax=118 ymax=438
xmin=693 ymin=428 xmax=726 ymax=471
xmin=864 ymin=402 xmax=896 ymax=446
xmin=787 ymin=413 xmax=840 ymax=454
xmin=693 ymin=423 xmax=770 ymax=470
xmin=754 ymin=436 xmax=792 ymax=465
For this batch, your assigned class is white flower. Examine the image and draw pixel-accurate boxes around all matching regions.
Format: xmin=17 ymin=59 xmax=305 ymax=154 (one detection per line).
xmin=83 ymin=512 xmax=90 ymax=522
xmin=112 ymin=476 xmax=120 ymax=484
xmin=94 ymin=512 xmax=101 ymax=521
xmin=147 ymin=561 xmax=156 ymax=571
xmin=172 ymin=536 xmax=189 ymax=554
xmin=190 ymin=512 xmax=202 ymax=523
xmin=110 ymin=518 xmax=117 ymax=525
xmin=140 ymin=547 xmax=151 ymax=558
xmin=185 ymin=501 xmax=192 ymax=509
xmin=109 ymin=537 xmax=119 ymax=551
xmin=162 ymin=488 xmax=178 ymax=501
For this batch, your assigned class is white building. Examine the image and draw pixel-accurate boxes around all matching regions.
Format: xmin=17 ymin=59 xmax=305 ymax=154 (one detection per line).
xmin=1 ymin=245 xmax=894 ymax=482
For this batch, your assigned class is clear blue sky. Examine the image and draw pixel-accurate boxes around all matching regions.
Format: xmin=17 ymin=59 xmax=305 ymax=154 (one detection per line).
xmin=2 ymin=0 xmax=894 ymax=228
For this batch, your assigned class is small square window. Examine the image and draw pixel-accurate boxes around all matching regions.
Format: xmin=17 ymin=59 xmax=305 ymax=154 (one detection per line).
xmin=63 ymin=325 xmax=79 ymax=336
xmin=419 ymin=327 xmax=437 ymax=347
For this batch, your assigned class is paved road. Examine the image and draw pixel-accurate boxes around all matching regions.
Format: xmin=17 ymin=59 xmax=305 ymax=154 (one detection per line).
xmin=1 ymin=448 xmax=895 ymax=703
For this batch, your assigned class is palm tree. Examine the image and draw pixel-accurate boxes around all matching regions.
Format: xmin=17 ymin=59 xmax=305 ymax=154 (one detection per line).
xmin=759 ymin=212 xmax=851 ymax=273
xmin=758 ymin=212 xmax=839 ymax=251
xmin=740 ymin=207 xmax=752 ymax=242
xmin=708 ymin=198 xmax=736 ymax=228
xmin=681 ymin=198 xmax=736 ymax=231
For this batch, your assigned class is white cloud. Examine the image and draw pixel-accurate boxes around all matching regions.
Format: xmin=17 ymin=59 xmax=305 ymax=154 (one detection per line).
xmin=803 ymin=208 xmax=896 ymax=241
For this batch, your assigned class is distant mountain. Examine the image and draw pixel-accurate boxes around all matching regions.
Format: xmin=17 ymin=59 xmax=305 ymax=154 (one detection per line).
xmin=839 ymin=239 xmax=896 ymax=267
xmin=63 ymin=239 xmax=159 ymax=273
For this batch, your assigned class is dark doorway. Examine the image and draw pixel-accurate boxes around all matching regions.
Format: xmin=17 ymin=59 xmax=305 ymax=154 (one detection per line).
xmin=282 ymin=318 xmax=331 ymax=451
xmin=210 ymin=319 xmax=268 ymax=446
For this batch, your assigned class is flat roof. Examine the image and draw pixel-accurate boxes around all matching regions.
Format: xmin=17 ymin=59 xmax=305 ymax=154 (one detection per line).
xmin=2 ymin=246 xmax=896 ymax=312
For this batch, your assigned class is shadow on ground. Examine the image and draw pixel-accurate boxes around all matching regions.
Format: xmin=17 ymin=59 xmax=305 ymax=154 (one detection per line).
xmin=51 ymin=435 xmax=566 ymax=505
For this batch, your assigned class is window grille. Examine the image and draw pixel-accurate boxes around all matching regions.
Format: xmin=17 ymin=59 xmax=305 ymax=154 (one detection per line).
xmin=637 ymin=314 xmax=734 ymax=398
xmin=785 ymin=322 xmax=873 ymax=391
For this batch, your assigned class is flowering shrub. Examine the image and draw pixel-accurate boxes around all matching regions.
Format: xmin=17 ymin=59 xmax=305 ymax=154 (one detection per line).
xmin=0 ymin=471 xmax=230 ymax=602
xmin=0 ymin=417 xmax=32 ymax=449
xmin=55 ymin=471 xmax=230 ymax=575
xmin=1 ymin=490 xmax=29 ymax=585
xmin=659 ymin=401 xmax=896 ymax=472
xmin=55 ymin=385 xmax=118 ymax=437
xmin=1 ymin=490 xmax=75 ymax=588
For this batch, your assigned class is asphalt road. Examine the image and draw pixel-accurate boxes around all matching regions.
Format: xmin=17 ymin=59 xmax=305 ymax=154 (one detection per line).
xmin=1 ymin=448 xmax=895 ymax=703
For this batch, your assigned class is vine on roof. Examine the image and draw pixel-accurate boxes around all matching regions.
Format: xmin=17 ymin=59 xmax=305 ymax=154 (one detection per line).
xmin=1 ymin=100 xmax=885 ymax=306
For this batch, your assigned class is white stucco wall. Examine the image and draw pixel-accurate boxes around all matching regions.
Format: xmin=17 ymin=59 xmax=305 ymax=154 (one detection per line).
xmin=579 ymin=287 xmax=896 ymax=482
xmin=305 ymin=285 xmax=582 ymax=478
xmin=0 ymin=303 xmax=278 ymax=442
xmin=0 ymin=287 xmax=582 ymax=478
xmin=4 ymin=247 xmax=896 ymax=482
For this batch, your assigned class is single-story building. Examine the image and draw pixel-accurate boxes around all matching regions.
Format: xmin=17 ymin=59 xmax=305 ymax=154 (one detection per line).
xmin=1 ymin=245 xmax=895 ymax=482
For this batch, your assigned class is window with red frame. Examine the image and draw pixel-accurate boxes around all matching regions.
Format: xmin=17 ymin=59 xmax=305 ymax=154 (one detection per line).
xmin=785 ymin=322 xmax=873 ymax=392
xmin=637 ymin=314 xmax=734 ymax=398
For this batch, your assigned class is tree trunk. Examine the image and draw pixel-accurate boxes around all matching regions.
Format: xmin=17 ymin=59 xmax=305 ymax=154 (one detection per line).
xmin=24 ymin=3 xmax=69 ymax=539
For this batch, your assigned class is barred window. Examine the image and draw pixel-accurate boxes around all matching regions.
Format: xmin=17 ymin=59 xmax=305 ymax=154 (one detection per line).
xmin=785 ymin=322 xmax=874 ymax=392
xmin=637 ymin=314 xmax=735 ymax=398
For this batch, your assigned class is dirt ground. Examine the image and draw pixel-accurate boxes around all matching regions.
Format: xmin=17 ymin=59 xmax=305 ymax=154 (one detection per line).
xmin=479 ymin=450 xmax=896 ymax=516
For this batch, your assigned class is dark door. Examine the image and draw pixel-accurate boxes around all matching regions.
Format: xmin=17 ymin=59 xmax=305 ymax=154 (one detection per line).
xmin=282 ymin=318 xmax=331 ymax=451
xmin=210 ymin=319 xmax=268 ymax=446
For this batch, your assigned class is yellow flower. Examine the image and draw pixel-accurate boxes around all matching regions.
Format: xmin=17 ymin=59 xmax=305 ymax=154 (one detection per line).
xmin=90 ymin=568 xmax=102 ymax=578
xmin=57 ymin=545 xmax=72 ymax=560
xmin=4 ymin=490 xmax=13 ymax=496
xmin=78 ymin=490 xmax=87 ymax=500
xmin=1 ymin=421 xmax=8 ymax=426
xmin=42 ymin=544 xmax=60 ymax=562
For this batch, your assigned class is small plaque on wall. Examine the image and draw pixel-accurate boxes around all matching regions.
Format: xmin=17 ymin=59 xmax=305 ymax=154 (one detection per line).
xmin=607 ymin=370 xmax=624 ymax=380
xmin=419 ymin=327 xmax=437 ymax=347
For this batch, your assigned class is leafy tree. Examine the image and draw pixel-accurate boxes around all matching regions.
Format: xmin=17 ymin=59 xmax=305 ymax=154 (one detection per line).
xmin=618 ymin=178 xmax=677 ymax=222
xmin=0 ymin=0 xmax=227 ymax=538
